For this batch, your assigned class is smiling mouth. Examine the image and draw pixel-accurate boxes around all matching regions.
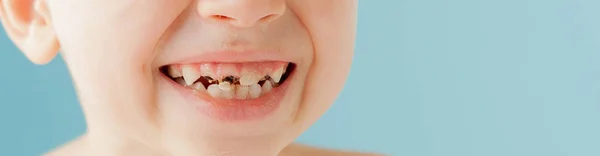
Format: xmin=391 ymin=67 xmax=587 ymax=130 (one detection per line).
xmin=160 ymin=62 xmax=296 ymax=100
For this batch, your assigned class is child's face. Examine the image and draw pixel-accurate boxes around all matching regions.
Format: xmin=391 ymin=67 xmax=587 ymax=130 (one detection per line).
xmin=4 ymin=0 xmax=356 ymax=155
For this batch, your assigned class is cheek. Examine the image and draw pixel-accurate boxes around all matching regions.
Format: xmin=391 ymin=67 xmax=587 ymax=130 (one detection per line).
xmin=289 ymin=0 xmax=357 ymax=128
xmin=48 ymin=1 xmax=190 ymax=134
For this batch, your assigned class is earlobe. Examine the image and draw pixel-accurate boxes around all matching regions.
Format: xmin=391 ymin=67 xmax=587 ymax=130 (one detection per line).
xmin=0 ymin=0 xmax=59 ymax=65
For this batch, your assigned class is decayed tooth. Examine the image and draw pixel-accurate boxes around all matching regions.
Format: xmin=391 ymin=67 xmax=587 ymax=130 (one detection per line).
xmin=168 ymin=65 xmax=183 ymax=78
xmin=239 ymin=74 xmax=261 ymax=86
xmin=191 ymin=83 xmax=206 ymax=92
xmin=270 ymin=67 xmax=284 ymax=83
xmin=218 ymin=82 xmax=233 ymax=90
xmin=249 ymin=84 xmax=262 ymax=98
xmin=204 ymin=76 xmax=216 ymax=83
xmin=182 ymin=64 xmax=201 ymax=85
xmin=207 ymin=84 xmax=222 ymax=98
xmin=222 ymin=86 xmax=235 ymax=99
xmin=262 ymin=81 xmax=272 ymax=94
xmin=236 ymin=85 xmax=249 ymax=99
xmin=216 ymin=64 xmax=238 ymax=77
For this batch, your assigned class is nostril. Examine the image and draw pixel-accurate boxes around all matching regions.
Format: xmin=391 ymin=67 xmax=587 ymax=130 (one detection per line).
xmin=211 ymin=15 xmax=234 ymax=21
xmin=210 ymin=14 xmax=279 ymax=25
xmin=207 ymin=14 xmax=279 ymax=27
xmin=258 ymin=14 xmax=279 ymax=23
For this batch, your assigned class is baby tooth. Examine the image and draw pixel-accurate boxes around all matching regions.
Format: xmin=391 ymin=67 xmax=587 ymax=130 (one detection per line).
xmin=239 ymin=75 xmax=261 ymax=86
xmin=200 ymin=64 xmax=215 ymax=78
xmin=261 ymin=81 xmax=272 ymax=94
xmin=168 ymin=66 xmax=183 ymax=78
xmin=236 ymin=85 xmax=249 ymax=100
xmin=249 ymin=84 xmax=262 ymax=98
xmin=218 ymin=82 xmax=233 ymax=91
xmin=191 ymin=83 xmax=206 ymax=92
xmin=207 ymin=84 xmax=222 ymax=98
xmin=222 ymin=86 xmax=235 ymax=99
xmin=182 ymin=65 xmax=201 ymax=85
xmin=216 ymin=64 xmax=238 ymax=77
xmin=270 ymin=67 xmax=284 ymax=83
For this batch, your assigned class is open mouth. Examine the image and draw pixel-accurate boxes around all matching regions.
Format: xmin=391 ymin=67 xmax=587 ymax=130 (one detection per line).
xmin=160 ymin=62 xmax=296 ymax=100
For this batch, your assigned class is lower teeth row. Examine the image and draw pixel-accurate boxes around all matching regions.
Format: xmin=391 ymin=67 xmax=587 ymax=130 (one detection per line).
xmin=175 ymin=78 xmax=275 ymax=100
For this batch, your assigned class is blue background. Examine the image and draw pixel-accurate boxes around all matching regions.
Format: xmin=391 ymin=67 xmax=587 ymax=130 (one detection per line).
xmin=2 ymin=0 xmax=600 ymax=155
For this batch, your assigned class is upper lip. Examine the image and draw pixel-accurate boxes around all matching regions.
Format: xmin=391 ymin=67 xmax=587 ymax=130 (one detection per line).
xmin=160 ymin=50 xmax=298 ymax=66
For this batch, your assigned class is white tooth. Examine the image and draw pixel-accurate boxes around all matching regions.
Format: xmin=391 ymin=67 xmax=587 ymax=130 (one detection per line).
xmin=235 ymin=85 xmax=249 ymax=100
xmin=182 ymin=65 xmax=201 ymax=85
xmin=216 ymin=64 xmax=238 ymax=77
xmin=207 ymin=84 xmax=222 ymax=98
xmin=270 ymin=67 xmax=284 ymax=83
xmin=261 ymin=81 xmax=272 ymax=94
xmin=218 ymin=82 xmax=233 ymax=91
xmin=222 ymin=85 xmax=235 ymax=99
xmin=239 ymin=74 xmax=261 ymax=86
xmin=249 ymin=84 xmax=262 ymax=98
xmin=191 ymin=83 xmax=206 ymax=92
xmin=200 ymin=64 xmax=215 ymax=78
xmin=168 ymin=66 xmax=183 ymax=78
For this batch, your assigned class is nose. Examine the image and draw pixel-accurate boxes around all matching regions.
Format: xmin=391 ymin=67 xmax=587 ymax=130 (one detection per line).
xmin=197 ymin=0 xmax=286 ymax=27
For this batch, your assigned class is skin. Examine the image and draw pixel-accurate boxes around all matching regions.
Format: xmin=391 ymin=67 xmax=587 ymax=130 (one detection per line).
xmin=0 ymin=0 xmax=379 ymax=155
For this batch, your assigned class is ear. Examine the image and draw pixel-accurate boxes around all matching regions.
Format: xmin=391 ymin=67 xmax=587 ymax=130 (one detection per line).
xmin=0 ymin=0 xmax=59 ymax=65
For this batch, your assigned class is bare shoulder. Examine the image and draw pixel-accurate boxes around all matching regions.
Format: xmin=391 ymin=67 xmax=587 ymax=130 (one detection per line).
xmin=44 ymin=135 xmax=88 ymax=156
xmin=281 ymin=143 xmax=386 ymax=156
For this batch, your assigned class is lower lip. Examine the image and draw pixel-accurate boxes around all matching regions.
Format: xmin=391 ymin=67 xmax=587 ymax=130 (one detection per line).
xmin=163 ymin=75 xmax=291 ymax=122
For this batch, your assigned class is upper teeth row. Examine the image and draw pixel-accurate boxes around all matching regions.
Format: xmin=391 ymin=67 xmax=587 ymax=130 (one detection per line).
xmin=167 ymin=65 xmax=285 ymax=86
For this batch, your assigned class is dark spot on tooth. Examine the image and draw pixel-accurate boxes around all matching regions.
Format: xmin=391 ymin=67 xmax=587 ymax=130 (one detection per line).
xmin=222 ymin=76 xmax=234 ymax=82
xmin=233 ymin=77 xmax=240 ymax=84
xmin=261 ymin=75 xmax=270 ymax=81
xmin=220 ymin=76 xmax=241 ymax=85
